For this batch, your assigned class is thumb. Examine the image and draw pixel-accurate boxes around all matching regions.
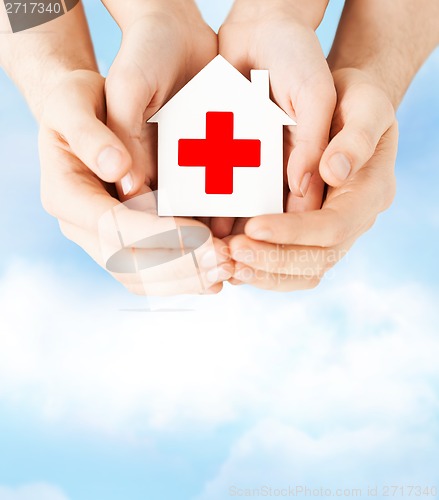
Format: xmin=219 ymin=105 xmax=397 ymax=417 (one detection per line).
xmin=320 ymin=85 xmax=395 ymax=187
xmin=286 ymin=77 xmax=336 ymax=197
xmin=43 ymin=72 xmax=132 ymax=185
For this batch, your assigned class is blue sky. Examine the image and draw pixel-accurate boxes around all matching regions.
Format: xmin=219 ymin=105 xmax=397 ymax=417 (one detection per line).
xmin=0 ymin=1 xmax=438 ymax=499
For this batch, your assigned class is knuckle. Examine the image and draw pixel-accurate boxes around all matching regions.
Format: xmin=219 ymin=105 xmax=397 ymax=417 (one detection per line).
xmin=72 ymin=121 xmax=93 ymax=149
xmin=58 ymin=117 xmax=93 ymax=156
xmin=350 ymin=127 xmax=376 ymax=157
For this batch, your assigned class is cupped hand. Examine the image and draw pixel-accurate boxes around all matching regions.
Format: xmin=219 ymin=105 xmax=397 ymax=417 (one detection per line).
xmin=211 ymin=0 xmax=335 ymax=238
xmin=103 ymin=0 xmax=218 ymax=199
xmin=219 ymin=0 xmax=336 ymax=202
xmin=39 ymin=70 xmax=233 ymax=296
xmin=227 ymin=68 xmax=398 ymax=291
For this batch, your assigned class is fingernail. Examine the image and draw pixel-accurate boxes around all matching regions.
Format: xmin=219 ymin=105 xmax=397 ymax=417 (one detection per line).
xmin=249 ymin=229 xmax=272 ymax=241
xmin=328 ymin=153 xmax=351 ymax=181
xmin=230 ymin=280 xmax=245 ymax=286
xmin=234 ymin=267 xmax=254 ymax=282
xmin=97 ymin=147 xmax=123 ymax=178
xmin=200 ymin=250 xmax=217 ymax=270
xmin=232 ymin=247 xmax=254 ymax=264
xmin=121 ymin=173 xmax=134 ymax=195
xmin=299 ymin=172 xmax=312 ymax=198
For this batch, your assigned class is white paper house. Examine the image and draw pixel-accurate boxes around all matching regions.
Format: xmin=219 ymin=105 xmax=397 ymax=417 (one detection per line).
xmin=148 ymin=55 xmax=295 ymax=217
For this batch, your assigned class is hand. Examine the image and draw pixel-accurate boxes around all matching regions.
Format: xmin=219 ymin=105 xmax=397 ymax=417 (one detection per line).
xmin=103 ymin=0 xmax=217 ymax=198
xmin=39 ymin=70 xmax=233 ymax=296
xmin=218 ymin=0 xmax=336 ymax=212
xmin=210 ymin=0 xmax=333 ymax=238
xmin=227 ymin=68 xmax=398 ymax=291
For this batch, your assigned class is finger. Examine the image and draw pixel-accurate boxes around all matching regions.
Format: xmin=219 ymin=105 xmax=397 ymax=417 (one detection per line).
xmin=202 ymin=283 xmax=224 ymax=295
xmin=228 ymin=277 xmax=245 ymax=286
xmin=107 ymin=236 xmax=231 ymax=279
xmin=229 ymin=234 xmax=350 ymax=277
xmin=232 ymin=263 xmax=320 ymax=292
xmin=286 ymin=170 xmax=325 ymax=213
xmin=286 ymin=77 xmax=337 ymax=197
xmin=284 ymin=125 xmax=325 ymax=214
xmin=210 ymin=217 xmax=236 ymax=239
xmin=115 ymin=247 xmax=233 ymax=296
xmin=59 ymin=204 xmax=231 ymax=275
xmin=231 ymin=217 xmax=249 ymax=235
xmin=43 ymin=72 xmax=132 ymax=184
xmin=60 ymin=220 xmax=233 ymax=296
xmin=40 ymin=131 xmax=209 ymax=250
xmin=245 ymin=195 xmax=373 ymax=249
xmin=197 ymin=217 xmax=211 ymax=227
xmin=132 ymin=258 xmax=234 ymax=296
xmin=320 ymin=83 xmax=395 ymax=187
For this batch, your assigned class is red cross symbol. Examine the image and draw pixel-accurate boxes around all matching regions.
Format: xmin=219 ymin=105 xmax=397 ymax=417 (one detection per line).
xmin=178 ymin=112 xmax=261 ymax=195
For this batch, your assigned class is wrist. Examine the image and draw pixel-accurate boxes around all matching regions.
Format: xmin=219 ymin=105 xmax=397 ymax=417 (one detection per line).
xmin=225 ymin=0 xmax=329 ymax=30
xmin=287 ymin=0 xmax=329 ymax=29
xmin=29 ymin=63 xmax=98 ymax=121
xmin=328 ymin=0 xmax=439 ymax=110
xmin=39 ymin=69 xmax=104 ymax=124
xmin=0 ymin=4 xmax=97 ymax=120
xmin=102 ymin=0 xmax=204 ymax=31
xmin=328 ymin=54 xmax=406 ymax=110
xmin=3 ymin=48 xmax=97 ymax=120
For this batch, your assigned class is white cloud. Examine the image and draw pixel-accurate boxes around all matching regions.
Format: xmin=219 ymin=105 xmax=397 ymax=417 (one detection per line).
xmin=0 ymin=259 xmax=438 ymax=442
xmin=196 ymin=418 xmax=439 ymax=500
xmin=0 ymin=259 xmax=274 ymax=433
xmin=191 ymin=278 xmax=439 ymax=499
xmin=0 ymin=483 xmax=69 ymax=500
